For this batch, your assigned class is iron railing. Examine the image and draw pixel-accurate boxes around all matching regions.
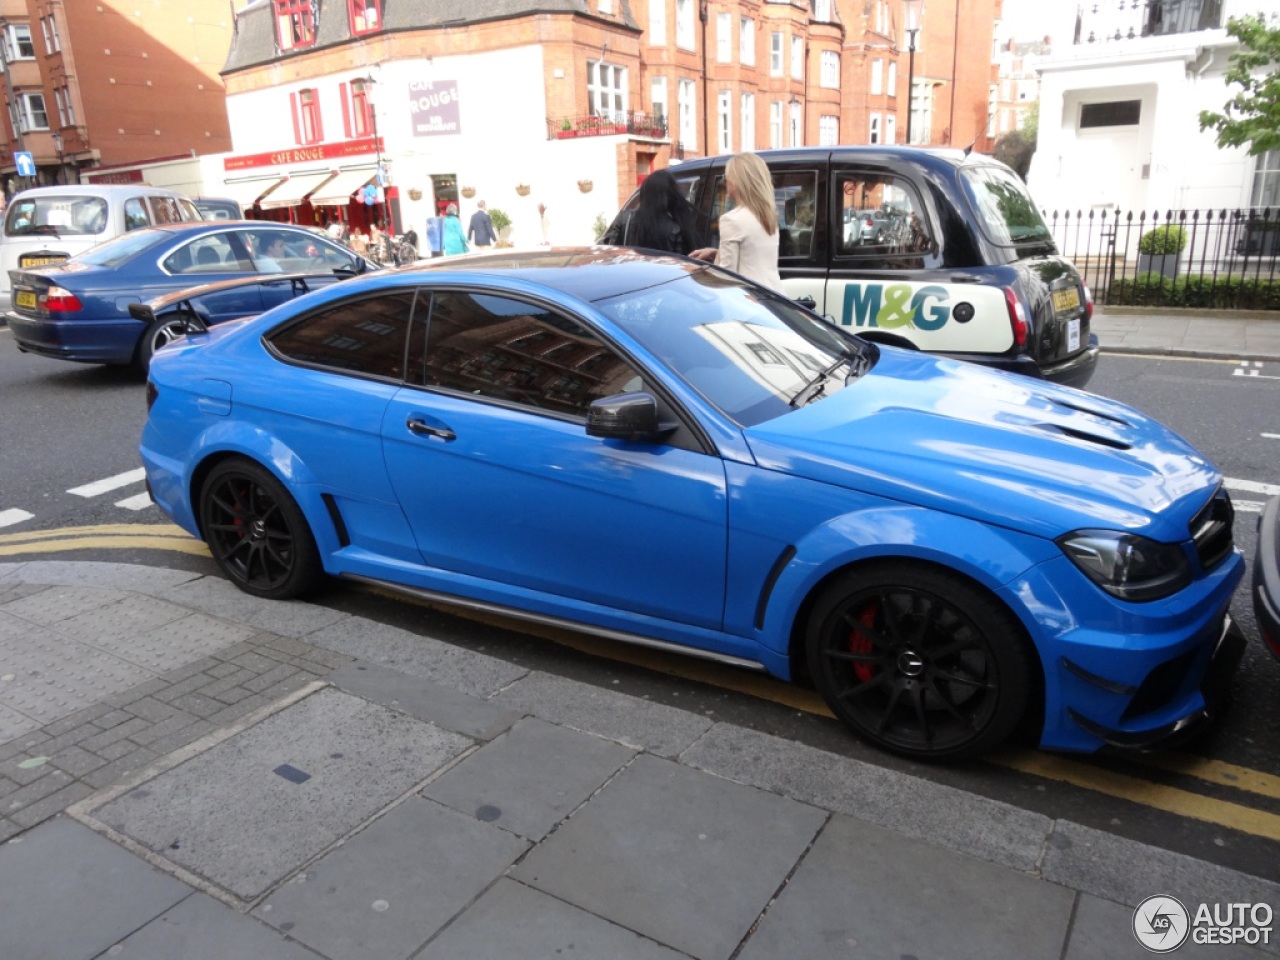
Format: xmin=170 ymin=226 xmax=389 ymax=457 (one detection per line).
xmin=1044 ymin=206 xmax=1280 ymax=309
xmin=547 ymin=112 xmax=668 ymax=141
xmin=1075 ymin=0 xmax=1223 ymax=45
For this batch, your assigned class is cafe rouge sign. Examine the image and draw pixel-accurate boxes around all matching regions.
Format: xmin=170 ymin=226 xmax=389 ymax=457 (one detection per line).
xmin=224 ymin=137 xmax=382 ymax=172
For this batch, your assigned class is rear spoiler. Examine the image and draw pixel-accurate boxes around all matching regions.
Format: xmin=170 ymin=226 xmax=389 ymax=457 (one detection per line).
xmin=126 ymin=272 xmax=337 ymax=332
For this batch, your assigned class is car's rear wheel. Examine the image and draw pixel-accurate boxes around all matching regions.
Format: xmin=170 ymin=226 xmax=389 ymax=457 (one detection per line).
xmin=198 ymin=459 xmax=322 ymax=600
xmin=806 ymin=562 xmax=1033 ymax=761
xmin=136 ymin=316 xmax=188 ymax=373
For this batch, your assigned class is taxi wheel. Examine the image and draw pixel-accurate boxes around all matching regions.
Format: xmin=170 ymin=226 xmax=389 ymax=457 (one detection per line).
xmin=136 ymin=316 xmax=188 ymax=373
xmin=198 ymin=459 xmax=323 ymax=600
xmin=806 ymin=562 xmax=1033 ymax=761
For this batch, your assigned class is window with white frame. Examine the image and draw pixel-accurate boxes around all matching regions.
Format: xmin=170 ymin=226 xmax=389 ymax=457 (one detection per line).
xmin=888 ymin=61 xmax=897 ymax=95
xmin=820 ymin=51 xmax=839 ymax=89
xmin=274 ymin=0 xmax=316 ymax=51
xmin=1250 ymin=150 xmax=1280 ymax=208
xmin=348 ymin=0 xmax=382 ymax=34
xmin=988 ymin=83 xmax=998 ymax=137
xmin=3 ymin=23 xmax=35 ymax=60
xmin=676 ymin=0 xmax=694 ymax=50
xmin=819 ymin=114 xmax=838 ymax=145
xmin=718 ymin=91 xmax=732 ymax=152
xmin=740 ymin=18 xmax=755 ymax=65
xmin=40 ymin=15 xmax=60 ymax=53
xmin=871 ymin=59 xmax=883 ymax=95
xmin=791 ymin=36 xmax=804 ymax=79
xmin=875 ymin=0 xmax=889 ymax=34
xmin=598 ymin=0 xmax=612 ymax=13
xmin=869 ymin=113 xmax=881 ymax=144
xmin=770 ymin=100 xmax=783 ymax=148
xmin=589 ymin=61 xmax=627 ymax=120
xmin=678 ymin=78 xmax=696 ymax=148
xmin=885 ymin=113 xmax=896 ymax=144
xmin=649 ymin=0 xmax=667 ymax=45
xmin=910 ymin=79 xmax=931 ymax=143
xmin=651 ymin=76 xmax=669 ymax=130
xmin=740 ymin=93 xmax=755 ymax=152
xmin=790 ymin=99 xmax=802 ymax=146
xmin=814 ymin=0 xmax=833 ymax=22
xmin=54 ymin=86 xmax=74 ymax=127
xmin=16 ymin=93 xmax=48 ymax=132
xmin=717 ymin=13 xmax=732 ymax=62
xmin=770 ymin=32 xmax=783 ymax=75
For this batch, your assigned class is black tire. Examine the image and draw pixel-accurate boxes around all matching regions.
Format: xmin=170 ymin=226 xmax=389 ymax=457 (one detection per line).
xmin=198 ymin=459 xmax=323 ymax=600
xmin=136 ymin=315 xmax=189 ymax=373
xmin=806 ymin=562 xmax=1034 ymax=761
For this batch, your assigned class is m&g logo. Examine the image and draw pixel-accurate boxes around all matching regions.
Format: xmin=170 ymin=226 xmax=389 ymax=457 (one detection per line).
xmin=840 ymin=283 xmax=953 ymax=331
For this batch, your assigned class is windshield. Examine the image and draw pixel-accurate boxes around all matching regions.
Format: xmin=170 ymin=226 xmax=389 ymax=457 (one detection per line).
xmin=74 ymin=228 xmax=168 ymax=268
xmin=959 ymin=164 xmax=1054 ymax=247
xmin=597 ymin=268 xmax=869 ymax=426
xmin=4 ymin=195 xmax=110 ymax=238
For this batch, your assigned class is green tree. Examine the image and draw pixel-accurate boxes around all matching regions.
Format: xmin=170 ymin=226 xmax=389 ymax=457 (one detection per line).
xmin=1198 ymin=15 xmax=1280 ymax=155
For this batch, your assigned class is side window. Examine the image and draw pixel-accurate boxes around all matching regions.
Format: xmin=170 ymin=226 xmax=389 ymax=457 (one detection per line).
xmin=267 ymin=292 xmax=417 ymax=379
xmin=707 ymin=169 xmax=818 ymax=258
xmin=147 ymin=196 xmax=186 ymax=225
xmin=835 ymin=172 xmax=934 ymax=268
xmin=416 ymin=291 xmax=642 ymax=417
xmin=164 ymin=235 xmax=237 ymax=274
xmin=123 ymin=198 xmax=150 ymax=231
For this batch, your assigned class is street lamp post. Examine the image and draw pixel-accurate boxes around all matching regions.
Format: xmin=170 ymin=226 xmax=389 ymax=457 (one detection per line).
xmin=51 ymin=132 xmax=63 ymax=184
xmin=363 ymin=75 xmax=392 ymax=233
xmin=903 ymin=0 xmax=924 ymax=145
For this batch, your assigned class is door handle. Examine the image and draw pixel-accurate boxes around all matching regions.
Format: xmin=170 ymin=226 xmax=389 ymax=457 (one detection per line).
xmin=406 ymin=417 xmax=456 ymax=441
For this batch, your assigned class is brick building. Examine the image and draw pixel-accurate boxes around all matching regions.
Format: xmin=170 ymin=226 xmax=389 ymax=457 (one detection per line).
xmin=0 ymin=0 xmax=234 ymax=198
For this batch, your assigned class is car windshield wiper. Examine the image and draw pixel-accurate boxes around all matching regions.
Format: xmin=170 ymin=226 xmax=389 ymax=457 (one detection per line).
xmin=789 ymin=348 xmax=868 ymax=407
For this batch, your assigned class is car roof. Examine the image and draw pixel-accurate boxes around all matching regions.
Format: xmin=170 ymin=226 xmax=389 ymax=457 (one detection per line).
xmin=8 ymin=184 xmax=195 ymax=199
xmin=393 ymin=247 xmax=703 ymax=301
xmin=670 ymin=145 xmax=999 ymax=176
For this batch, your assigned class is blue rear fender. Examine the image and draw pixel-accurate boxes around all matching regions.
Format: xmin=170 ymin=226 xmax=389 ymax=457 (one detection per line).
xmin=755 ymin=503 xmax=1060 ymax=678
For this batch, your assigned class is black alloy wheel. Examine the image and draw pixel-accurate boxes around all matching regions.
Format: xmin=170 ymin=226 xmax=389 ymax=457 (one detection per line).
xmin=806 ymin=562 xmax=1033 ymax=761
xmin=199 ymin=459 xmax=322 ymax=600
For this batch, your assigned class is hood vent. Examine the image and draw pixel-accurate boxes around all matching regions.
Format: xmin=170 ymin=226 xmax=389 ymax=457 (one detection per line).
xmin=1051 ymin=397 xmax=1133 ymax=427
xmin=1038 ymin=423 xmax=1132 ymax=450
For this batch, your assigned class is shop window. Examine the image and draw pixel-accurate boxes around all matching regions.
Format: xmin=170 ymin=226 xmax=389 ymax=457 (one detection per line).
xmin=348 ymin=0 xmax=381 ymax=34
xmin=275 ymin=0 xmax=316 ymax=51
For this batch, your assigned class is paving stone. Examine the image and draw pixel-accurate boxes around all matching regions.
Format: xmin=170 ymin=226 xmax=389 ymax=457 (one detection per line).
xmin=128 ymin=713 xmax=201 ymax=747
xmin=0 ymin=731 xmax=49 ymax=762
xmin=145 ymin=720 xmax=218 ymax=758
xmin=10 ymin=780 xmax=96 ymax=829
xmin=198 ymin=672 xmax=259 ymax=700
xmin=94 ymin=709 xmax=136 ymax=730
xmin=105 ymin=677 xmax=174 ymax=707
xmin=206 ymin=661 xmax=246 ymax=680
xmin=0 ymin=702 xmax=39 ymax=746
xmin=0 ymin=628 xmax=154 ymax=724
xmin=210 ymin=641 xmax=261 ymax=662
xmin=5 ymin=768 xmax=75 ymax=813
xmin=241 ymin=662 xmax=300 ymax=692
xmin=0 ymin=775 xmax=20 ymax=800
xmin=54 ymin=593 xmax=192 ymax=645
xmin=169 ymin=692 xmax=227 ymax=719
xmin=98 ymin=739 xmax=142 ymax=761
xmin=3 ymin=754 xmax=56 ymax=785
xmin=153 ymin=672 xmax=218 ymax=703
xmin=49 ymin=745 xmax=108 ymax=777
xmin=0 ymin=816 xmax=24 ymax=843
xmin=125 ymin=696 xmax=181 ymax=724
xmin=160 ymin=657 xmax=223 ymax=684
xmin=39 ymin=702 xmax=114 ymax=737
xmin=208 ymin=685 xmax=255 ymax=706
xmin=82 ymin=747 xmax=161 ymax=789
xmin=0 ymin=585 xmax=126 ymax=625
xmin=254 ymin=796 xmax=528 ymax=960
xmin=82 ymin=716 xmax=152 ymax=752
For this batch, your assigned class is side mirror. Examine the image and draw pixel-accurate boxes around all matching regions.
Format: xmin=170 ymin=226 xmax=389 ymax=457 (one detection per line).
xmin=586 ymin=392 xmax=675 ymax=442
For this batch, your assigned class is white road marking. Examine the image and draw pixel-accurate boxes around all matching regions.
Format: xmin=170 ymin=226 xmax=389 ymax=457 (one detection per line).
xmin=67 ymin=468 xmax=147 ymax=498
xmin=114 ymin=493 xmax=154 ymax=512
xmin=1234 ymin=501 xmax=1265 ymax=514
xmin=1225 ymin=477 xmax=1280 ymax=497
xmin=1264 ymin=433 xmax=1280 ymax=440
xmin=0 ymin=509 xmax=35 ymax=528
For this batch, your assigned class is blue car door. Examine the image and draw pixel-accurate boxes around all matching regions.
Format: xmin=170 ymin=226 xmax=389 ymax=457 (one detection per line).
xmin=380 ymin=289 xmax=729 ymax=631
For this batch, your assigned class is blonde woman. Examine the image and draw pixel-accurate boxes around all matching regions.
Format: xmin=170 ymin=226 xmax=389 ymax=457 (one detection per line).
xmin=691 ymin=153 xmax=784 ymax=293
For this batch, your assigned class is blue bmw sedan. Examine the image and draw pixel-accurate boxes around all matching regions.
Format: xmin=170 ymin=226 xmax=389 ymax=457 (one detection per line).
xmin=7 ymin=220 xmax=379 ymax=371
xmin=139 ymin=248 xmax=1246 ymax=761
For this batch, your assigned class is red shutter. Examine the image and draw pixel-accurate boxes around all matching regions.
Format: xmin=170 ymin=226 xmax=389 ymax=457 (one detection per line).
xmin=289 ymin=91 xmax=301 ymax=145
xmin=340 ymin=82 xmax=352 ymax=138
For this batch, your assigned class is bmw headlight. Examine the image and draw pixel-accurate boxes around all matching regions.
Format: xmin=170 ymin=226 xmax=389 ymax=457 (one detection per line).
xmin=1057 ymin=530 xmax=1192 ymax=602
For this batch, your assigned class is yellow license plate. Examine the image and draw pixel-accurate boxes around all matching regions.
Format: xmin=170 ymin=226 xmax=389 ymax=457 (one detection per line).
xmin=18 ymin=254 xmax=67 ymax=269
xmin=14 ymin=291 xmax=37 ymax=309
xmin=1052 ymin=287 xmax=1080 ymax=312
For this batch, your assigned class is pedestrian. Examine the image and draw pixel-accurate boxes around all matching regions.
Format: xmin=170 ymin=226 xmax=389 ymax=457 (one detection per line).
xmin=600 ymin=169 xmax=699 ymax=254
xmin=442 ymin=203 xmax=469 ymax=255
xmin=467 ymin=200 xmax=498 ymax=248
xmin=690 ymin=153 xmax=784 ymax=293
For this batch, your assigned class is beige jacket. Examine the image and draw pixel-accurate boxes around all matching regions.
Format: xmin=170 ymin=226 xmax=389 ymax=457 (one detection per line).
xmin=716 ymin=205 xmax=784 ymax=293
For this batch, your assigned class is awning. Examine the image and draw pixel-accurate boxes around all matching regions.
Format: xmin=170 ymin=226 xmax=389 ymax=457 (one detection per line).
xmin=220 ymin=176 xmax=287 ymax=210
xmin=256 ymin=171 xmax=338 ymax=210
xmin=308 ymin=167 xmax=376 ymax=206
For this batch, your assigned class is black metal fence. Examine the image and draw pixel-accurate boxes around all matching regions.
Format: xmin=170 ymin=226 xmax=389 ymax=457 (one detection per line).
xmin=1044 ymin=207 xmax=1280 ymax=310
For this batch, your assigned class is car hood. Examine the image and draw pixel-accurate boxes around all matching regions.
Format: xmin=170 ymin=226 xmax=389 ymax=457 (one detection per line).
xmin=743 ymin=349 xmax=1218 ymax=542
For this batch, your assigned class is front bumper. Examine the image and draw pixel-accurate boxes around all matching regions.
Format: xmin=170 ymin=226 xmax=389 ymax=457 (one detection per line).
xmin=1253 ymin=495 xmax=1280 ymax=660
xmin=942 ymin=333 xmax=1100 ymax=390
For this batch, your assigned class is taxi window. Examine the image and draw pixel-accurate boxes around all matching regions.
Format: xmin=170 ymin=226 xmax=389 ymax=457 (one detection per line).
xmin=147 ymin=196 xmax=187 ymax=225
xmin=4 ymin=196 xmax=109 ymax=237
xmin=834 ymin=172 xmax=934 ymax=269
xmin=708 ymin=169 xmax=818 ymax=259
xmin=124 ymin=198 xmax=151 ymax=230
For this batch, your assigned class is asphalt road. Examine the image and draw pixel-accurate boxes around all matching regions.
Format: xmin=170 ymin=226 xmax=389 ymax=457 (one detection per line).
xmin=2 ymin=334 xmax=1279 ymax=882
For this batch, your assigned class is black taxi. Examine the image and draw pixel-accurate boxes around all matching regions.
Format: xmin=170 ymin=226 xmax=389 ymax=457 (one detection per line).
xmin=604 ymin=147 xmax=1099 ymax=388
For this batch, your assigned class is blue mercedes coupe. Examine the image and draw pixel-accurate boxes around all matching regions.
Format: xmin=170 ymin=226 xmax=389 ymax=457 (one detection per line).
xmin=139 ymin=248 xmax=1246 ymax=761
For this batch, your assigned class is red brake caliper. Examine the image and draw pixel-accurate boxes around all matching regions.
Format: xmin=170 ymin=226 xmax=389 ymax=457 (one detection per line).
xmin=848 ymin=603 xmax=878 ymax=683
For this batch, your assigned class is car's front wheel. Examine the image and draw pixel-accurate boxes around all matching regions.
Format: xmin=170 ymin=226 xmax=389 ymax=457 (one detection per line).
xmin=806 ymin=562 xmax=1034 ymax=761
xmin=198 ymin=459 xmax=323 ymax=600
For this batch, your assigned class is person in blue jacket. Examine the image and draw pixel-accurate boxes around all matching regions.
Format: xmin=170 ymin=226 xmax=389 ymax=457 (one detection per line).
xmin=442 ymin=203 xmax=469 ymax=256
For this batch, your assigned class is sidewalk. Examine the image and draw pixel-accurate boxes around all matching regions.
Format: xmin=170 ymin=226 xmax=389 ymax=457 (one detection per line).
xmin=1092 ymin=307 xmax=1280 ymax=362
xmin=1 ymin=560 xmax=1277 ymax=960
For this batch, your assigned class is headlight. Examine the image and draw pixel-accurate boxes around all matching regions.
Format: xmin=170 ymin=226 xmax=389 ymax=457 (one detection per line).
xmin=1057 ymin=530 xmax=1192 ymax=602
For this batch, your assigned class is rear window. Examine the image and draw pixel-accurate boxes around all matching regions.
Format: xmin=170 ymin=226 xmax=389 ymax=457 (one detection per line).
xmin=959 ymin=164 xmax=1053 ymax=247
xmin=74 ymin=228 xmax=168 ymax=268
xmin=4 ymin=195 xmax=109 ymax=238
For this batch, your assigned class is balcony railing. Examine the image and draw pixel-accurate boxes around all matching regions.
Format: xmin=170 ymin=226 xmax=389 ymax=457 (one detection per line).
xmin=1074 ymin=0 xmax=1223 ymax=44
xmin=547 ymin=112 xmax=668 ymax=141
xmin=1045 ymin=206 xmax=1280 ymax=309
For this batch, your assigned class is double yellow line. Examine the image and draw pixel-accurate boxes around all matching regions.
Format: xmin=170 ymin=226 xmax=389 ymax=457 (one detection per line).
xmin=0 ymin=523 xmax=211 ymax=558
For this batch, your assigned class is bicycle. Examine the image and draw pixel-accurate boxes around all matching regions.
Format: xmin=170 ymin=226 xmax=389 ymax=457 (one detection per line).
xmin=371 ymin=230 xmax=419 ymax=267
